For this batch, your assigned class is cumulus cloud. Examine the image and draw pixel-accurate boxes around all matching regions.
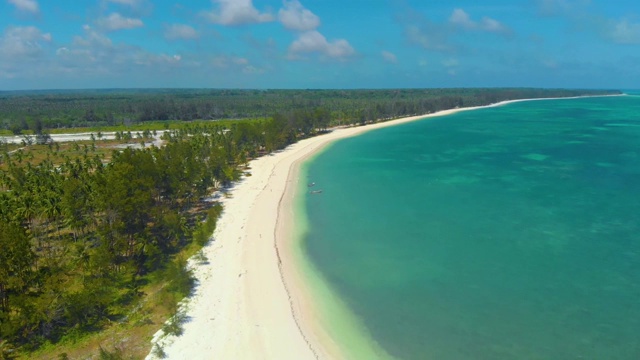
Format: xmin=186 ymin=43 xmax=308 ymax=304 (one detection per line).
xmin=164 ymin=24 xmax=199 ymax=40
xmin=278 ymin=0 xmax=320 ymax=31
xmin=442 ymin=58 xmax=459 ymax=75
xmin=288 ymin=30 xmax=355 ymax=60
xmin=449 ymin=9 xmax=474 ymax=28
xmin=278 ymin=1 xmax=355 ymax=61
xmin=536 ymin=0 xmax=590 ymax=16
xmin=133 ymin=53 xmax=181 ymax=66
xmin=442 ymin=58 xmax=459 ymax=67
xmin=534 ymin=0 xmax=640 ymax=45
xmin=203 ymin=0 xmax=274 ymax=26
xmin=66 ymin=26 xmax=120 ymax=61
xmin=381 ymin=50 xmax=397 ymax=63
xmin=404 ymin=24 xmax=453 ymax=52
xmin=607 ymin=19 xmax=640 ymax=44
xmin=96 ymin=13 xmax=144 ymax=31
xmin=0 ymin=26 xmax=51 ymax=79
xmin=7 ymin=0 xmax=39 ymax=13
xmin=0 ymin=26 xmax=51 ymax=58
xmin=0 ymin=22 xmax=189 ymax=85
xmin=102 ymin=0 xmax=151 ymax=17
xmin=402 ymin=7 xmax=510 ymax=54
xmin=542 ymin=58 xmax=559 ymax=69
xmin=56 ymin=25 xmax=181 ymax=74
xmin=449 ymin=8 xmax=509 ymax=34
xmin=104 ymin=0 xmax=143 ymax=6
xmin=213 ymin=56 xmax=248 ymax=67
xmin=212 ymin=55 xmax=265 ymax=74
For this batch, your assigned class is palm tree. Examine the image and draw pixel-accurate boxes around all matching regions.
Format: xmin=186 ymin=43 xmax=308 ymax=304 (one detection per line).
xmin=15 ymin=193 xmax=36 ymax=228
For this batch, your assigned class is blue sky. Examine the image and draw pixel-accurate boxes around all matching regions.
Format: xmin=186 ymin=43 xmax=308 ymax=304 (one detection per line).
xmin=0 ymin=0 xmax=638 ymax=90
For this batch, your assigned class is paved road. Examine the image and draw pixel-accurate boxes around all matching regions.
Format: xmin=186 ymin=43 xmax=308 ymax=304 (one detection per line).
xmin=0 ymin=130 xmax=170 ymax=145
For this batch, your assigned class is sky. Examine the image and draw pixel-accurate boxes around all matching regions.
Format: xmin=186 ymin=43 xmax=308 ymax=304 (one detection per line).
xmin=0 ymin=0 xmax=639 ymax=90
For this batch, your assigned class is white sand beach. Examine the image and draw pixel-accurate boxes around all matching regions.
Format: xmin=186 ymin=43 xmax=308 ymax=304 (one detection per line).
xmin=145 ymin=96 xmax=615 ymax=360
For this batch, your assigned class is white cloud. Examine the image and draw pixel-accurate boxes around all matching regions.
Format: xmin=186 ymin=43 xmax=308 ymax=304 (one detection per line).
xmin=449 ymin=9 xmax=475 ymax=29
xmin=233 ymin=57 xmax=249 ymax=65
xmin=102 ymin=0 xmax=150 ymax=17
xmin=381 ymin=50 xmax=397 ymax=63
xmin=213 ymin=56 xmax=230 ymax=67
xmin=442 ymin=58 xmax=459 ymax=68
xmin=96 ymin=13 xmax=144 ymax=31
xmin=0 ymin=26 xmax=50 ymax=58
xmin=608 ymin=19 xmax=640 ymax=44
xmin=203 ymin=0 xmax=274 ymax=26
xmin=7 ymin=0 xmax=39 ymax=13
xmin=133 ymin=53 xmax=181 ymax=66
xmin=405 ymin=24 xmax=452 ymax=52
xmin=0 ymin=23 xmax=189 ymax=84
xmin=278 ymin=1 xmax=354 ymax=61
xmin=288 ymin=30 xmax=355 ymax=60
xmin=164 ymin=24 xmax=199 ymax=40
xmin=0 ymin=26 xmax=51 ymax=79
xmin=73 ymin=25 xmax=113 ymax=48
xmin=542 ymin=59 xmax=559 ymax=69
xmin=213 ymin=56 xmax=250 ymax=67
xmin=56 ymin=25 xmax=182 ymax=75
xmin=211 ymin=57 xmax=226 ymax=67
xmin=481 ymin=17 xmax=506 ymax=32
xmin=441 ymin=58 xmax=459 ymax=75
xmin=278 ymin=0 xmax=320 ymax=31
xmin=55 ymin=47 xmax=69 ymax=55
xmin=449 ymin=8 xmax=508 ymax=34
xmin=212 ymin=55 xmax=264 ymax=74
xmin=66 ymin=28 xmax=113 ymax=64
xmin=242 ymin=65 xmax=265 ymax=74
xmin=105 ymin=0 xmax=143 ymax=6
xmin=534 ymin=0 xmax=640 ymax=45
xmin=536 ymin=0 xmax=590 ymax=16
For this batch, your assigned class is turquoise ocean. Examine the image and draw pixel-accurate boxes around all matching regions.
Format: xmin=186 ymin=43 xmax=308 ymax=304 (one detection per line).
xmin=299 ymin=94 xmax=640 ymax=359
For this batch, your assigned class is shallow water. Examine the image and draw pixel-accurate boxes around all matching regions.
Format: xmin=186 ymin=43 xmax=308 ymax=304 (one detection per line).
xmin=301 ymin=95 xmax=640 ymax=359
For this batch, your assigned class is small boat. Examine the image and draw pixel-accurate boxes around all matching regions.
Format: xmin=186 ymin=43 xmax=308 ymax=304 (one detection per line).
xmin=310 ymin=190 xmax=323 ymax=194
xmin=308 ymin=182 xmax=316 ymax=187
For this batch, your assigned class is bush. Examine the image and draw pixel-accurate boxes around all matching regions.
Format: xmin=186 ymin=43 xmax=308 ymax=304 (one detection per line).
xmin=193 ymin=203 xmax=223 ymax=246
xmin=161 ymin=311 xmax=186 ymax=337
xmin=164 ymin=258 xmax=193 ymax=299
xmin=98 ymin=346 xmax=124 ymax=360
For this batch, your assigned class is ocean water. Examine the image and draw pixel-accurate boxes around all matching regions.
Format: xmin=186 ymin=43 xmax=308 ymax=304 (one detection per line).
xmin=300 ymin=95 xmax=640 ymax=360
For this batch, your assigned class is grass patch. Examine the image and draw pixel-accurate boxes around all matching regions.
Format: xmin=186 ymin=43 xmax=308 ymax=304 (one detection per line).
xmin=0 ymin=138 xmax=156 ymax=170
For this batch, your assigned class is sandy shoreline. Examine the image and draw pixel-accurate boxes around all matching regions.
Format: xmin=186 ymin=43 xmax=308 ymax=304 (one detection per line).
xmin=146 ymin=95 xmax=616 ymax=360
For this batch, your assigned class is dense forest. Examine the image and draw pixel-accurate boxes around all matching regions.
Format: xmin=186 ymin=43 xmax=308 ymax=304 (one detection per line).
xmin=0 ymin=118 xmax=298 ymax=357
xmin=0 ymin=88 xmax=620 ymax=132
xmin=0 ymin=88 xmax=621 ymax=358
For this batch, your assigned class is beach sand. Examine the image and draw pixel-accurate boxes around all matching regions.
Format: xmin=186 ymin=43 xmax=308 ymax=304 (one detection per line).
xmin=146 ymin=97 xmax=613 ymax=360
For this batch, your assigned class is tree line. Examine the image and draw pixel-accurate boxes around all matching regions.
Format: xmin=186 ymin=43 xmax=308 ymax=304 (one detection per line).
xmin=0 ymin=115 xmax=313 ymax=353
xmin=0 ymin=88 xmax=620 ymax=132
